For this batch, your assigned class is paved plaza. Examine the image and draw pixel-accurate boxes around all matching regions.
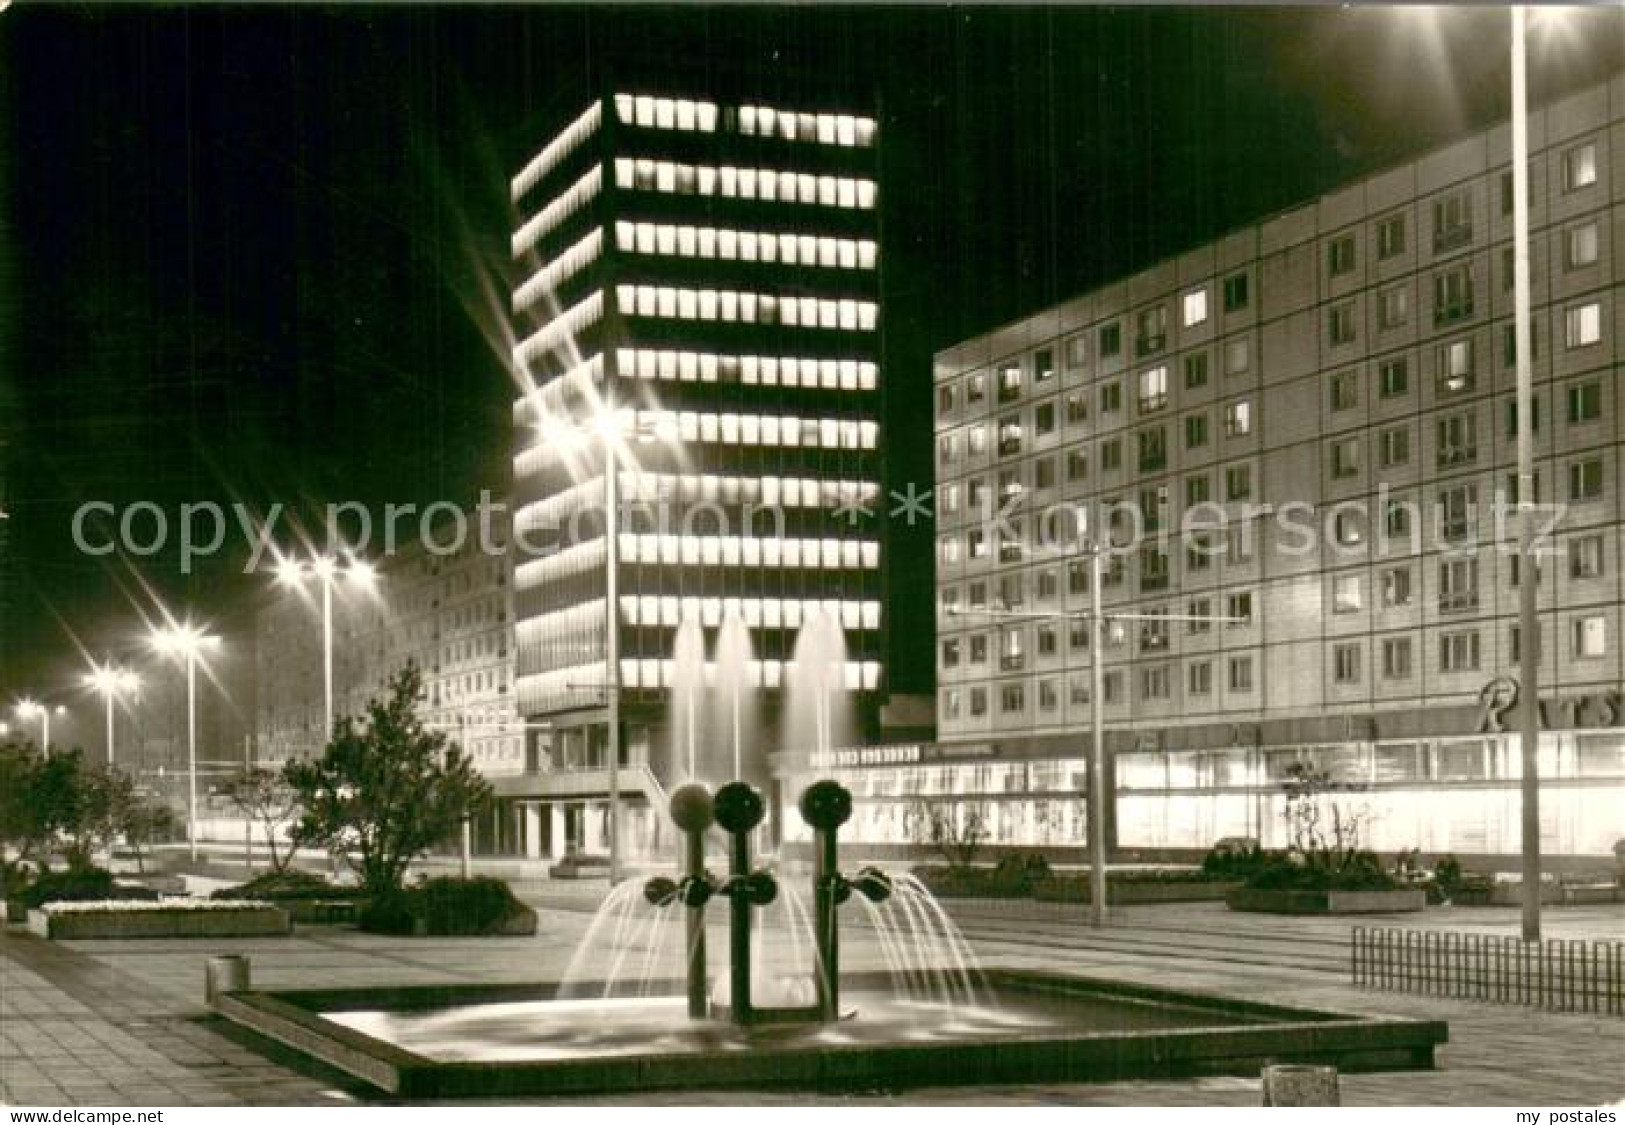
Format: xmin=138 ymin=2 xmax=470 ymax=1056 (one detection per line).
xmin=2 ymin=890 xmax=1622 ymax=1106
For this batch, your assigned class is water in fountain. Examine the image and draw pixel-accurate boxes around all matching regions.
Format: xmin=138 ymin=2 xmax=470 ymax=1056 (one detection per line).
xmin=710 ymin=609 xmax=759 ymax=784
xmin=783 ymin=607 xmax=854 ymax=761
xmin=557 ymin=880 xmax=681 ymax=999
xmin=857 ymin=872 xmax=987 ymax=1008
xmin=668 ymin=617 xmax=706 ymax=781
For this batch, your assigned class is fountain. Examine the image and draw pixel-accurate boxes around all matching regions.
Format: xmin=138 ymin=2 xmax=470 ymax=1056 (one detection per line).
xmin=209 ymin=613 xmax=1447 ymax=1098
xmin=711 ymin=609 xmax=758 ymax=784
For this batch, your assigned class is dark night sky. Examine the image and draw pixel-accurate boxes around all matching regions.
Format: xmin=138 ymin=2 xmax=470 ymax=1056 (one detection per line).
xmin=2 ymin=4 xmax=1621 ymax=699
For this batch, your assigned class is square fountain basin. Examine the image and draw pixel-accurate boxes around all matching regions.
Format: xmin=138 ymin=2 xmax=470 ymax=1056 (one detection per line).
xmin=214 ymin=969 xmax=1446 ymax=1098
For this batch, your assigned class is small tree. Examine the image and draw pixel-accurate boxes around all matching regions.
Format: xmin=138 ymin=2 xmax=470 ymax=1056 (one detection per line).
xmin=119 ymin=799 xmax=179 ymax=874
xmin=0 ymin=741 xmax=86 ymax=886
xmin=283 ymin=666 xmax=491 ymax=896
xmin=908 ymin=799 xmax=989 ymax=873
xmin=69 ymin=763 xmax=140 ymax=867
xmin=1280 ymin=761 xmax=1370 ymax=872
xmin=225 ymin=767 xmax=300 ymax=873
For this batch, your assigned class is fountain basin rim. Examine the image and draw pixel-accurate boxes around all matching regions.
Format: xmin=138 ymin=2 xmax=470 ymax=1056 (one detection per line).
xmin=213 ymin=968 xmax=1447 ymax=1098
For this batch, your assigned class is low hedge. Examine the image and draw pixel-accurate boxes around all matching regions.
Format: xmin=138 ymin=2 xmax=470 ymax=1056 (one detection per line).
xmin=1242 ymin=852 xmax=1399 ymax=893
xmin=17 ymin=866 xmax=160 ymax=910
xmin=211 ymin=868 xmax=366 ymax=903
xmin=359 ymin=876 xmax=532 ymax=936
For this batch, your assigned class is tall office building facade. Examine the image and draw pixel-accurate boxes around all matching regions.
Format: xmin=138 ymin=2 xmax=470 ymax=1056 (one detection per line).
xmin=508 ymin=93 xmax=884 ymax=857
xmin=822 ymin=75 xmax=1625 ymax=863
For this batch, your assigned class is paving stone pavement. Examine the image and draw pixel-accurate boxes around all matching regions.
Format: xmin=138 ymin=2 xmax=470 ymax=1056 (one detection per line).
xmin=2 ymin=896 xmax=1621 ymax=1106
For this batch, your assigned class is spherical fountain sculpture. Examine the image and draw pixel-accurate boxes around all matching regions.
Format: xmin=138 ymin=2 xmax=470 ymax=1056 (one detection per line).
xmin=644 ymin=776 xmax=890 ymax=1027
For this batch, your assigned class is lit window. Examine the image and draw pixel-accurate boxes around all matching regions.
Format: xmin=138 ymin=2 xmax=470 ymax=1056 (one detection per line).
xmin=1224 ymin=399 xmax=1252 ymax=437
xmin=1572 ymin=616 xmax=1607 ymax=659
xmin=1565 ymin=302 xmax=1602 ymax=349
xmin=1182 ymin=288 xmax=1209 ymax=327
xmin=1333 ymin=575 xmax=1363 ymax=613
xmin=1563 ymin=142 xmax=1597 ymax=191
xmin=1137 ymin=366 xmax=1169 ymax=413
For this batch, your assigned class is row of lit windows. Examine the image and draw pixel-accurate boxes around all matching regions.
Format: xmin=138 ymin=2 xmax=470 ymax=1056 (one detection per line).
xmin=512 ymin=101 xmax=603 ymax=203
xmin=615 ymin=284 xmax=878 ymax=331
xmin=613 ymin=94 xmax=718 ymax=133
xmin=513 ymin=538 xmax=606 ymax=592
xmin=614 ymin=220 xmax=878 ymax=270
xmin=513 ymin=228 xmax=603 ymax=315
xmin=512 ymin=476 xmax=879 ymax=535
xmin=621 ymin=596 xmax=881 ymax=631
xmin=512 ymin=165 xmax=602 ymax=258
xmin=736 ymin=104 xmax=877 ymax=147
xmin=513 ymin=292 xmax=604 ymax=369
xmin=612 ymin=157 xmax=878 ymax=210
xmin=615 ymin=348 xmax=878 ymax=391
xmin=628 ymin=408 xmax=877 ymax=450
xmin=938 ymin=397 xmax=1252 ymax=465
xmin=940 ymin=655 xmax=1261 ymax=720
xmin=512 ymin=356 xmax=603 ymax=426
xmin=619 ymin=658 xmax=881 ymax=691
xmin=620 ymin=533 xmax=880 ymax=570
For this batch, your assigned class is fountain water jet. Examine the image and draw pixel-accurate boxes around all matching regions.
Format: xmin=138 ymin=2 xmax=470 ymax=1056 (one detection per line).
xmin=668 ymin=618 xmax=705 ymax=780
xmin=711 ymin=609 xmax=757 ymax=782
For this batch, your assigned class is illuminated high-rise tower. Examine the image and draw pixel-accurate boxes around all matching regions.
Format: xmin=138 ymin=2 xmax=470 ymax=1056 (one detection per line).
xmin=508 ymin=93 xmax=883 ymax=858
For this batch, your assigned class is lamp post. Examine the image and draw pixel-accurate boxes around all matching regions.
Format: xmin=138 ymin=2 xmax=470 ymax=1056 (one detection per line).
xmin=275 ymin=554 xmax=377 ymax=739
xmin=150 ymin=623 xmax=220 ymax=861
xmin=83 ymin=664 xmax=140 ymax=769
xmin=14 ymin=698 xmax=62 ymax=754
xmin=951 ymin=547 xmax=1243 ymax=928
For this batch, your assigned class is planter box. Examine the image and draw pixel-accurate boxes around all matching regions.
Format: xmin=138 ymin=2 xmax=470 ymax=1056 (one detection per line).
xmin=1033 ymin=878 xmax=1240 ymax=905
xmin=28 ymin=905 xmax=291 ymax=940
xmin=1227 ymin=887 xmax=1426 ymax=915
xmin=1488 ymin=882 xmax=1564 ymax=908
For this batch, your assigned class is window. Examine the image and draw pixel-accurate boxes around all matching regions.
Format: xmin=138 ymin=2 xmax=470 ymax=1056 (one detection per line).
xmin=998 ymin=415 xmax=1023 ymax=456
xmin=1188 ymin=596 xmax=1214 ymax=634
xmin=1566 ymin=222 xmax=1599 ymax=270
xmin=1378 ymin=285 xmax=1409 ymax=330
xmin=967 ymin=426 xmax=987 ymax=455
xmin=1329 ymin=302 xmax=1357 ymax=346
xmin=941 ymin=638 xmax=961 ymax=668
xmin=1035 ymin=401 xmax=1057 ymax=436
xmin=1569 ymin=457 xmax=1603 ymax=502
xmin=1000 ymin=627 xmax=1025 ymax=670
xmin=1138 ymin=426 xmax=1167 ymax=472
xmin=1502 ymin=321 xmax=1541 ymax=368
xmin=1140 ymin=610 xmax=1170 ymax=651
xmin=1223 ymin=272 xmax=1249 ymax=312
xmin=1188 ymin=661 xmax=1213 ymax=696
xmin=969 ymin=687 xmax=987 ymax=716
xmin=1226 ymin=519 xmax=1256 ymax=562
xmin=1330 ymin=438 xmax=1361 ymax=479
xmin=1381 ymin=566 xmax=1413 ymax=608
xmin=1328 ymin=234 xmax=1356 ymax=277
xmin=1225 ymin=337 xmax=1251 ymax=375
xmin=1066 ymin=334 xmax=1089 ymax=369
xmin=1185 ymin=473 xmax=1210 ymax=505
xmin=998 ymin=363 xmax=1022 ymax=402
xmin=1184 ymin=351 xmax=1209 ymax=389
xmin=1377 ymin=213 xmax=1406 ymax=259
xmin=1334 ymin=509 xmax=1364 ymax=546
xmin=1034 ymin=348 xmax=1055 ymax=384
xmin=1138 ymin=366 xmax=1169 ymax=413
xmin=1066 ymin=449 xmax=1088 ymax=482
xmin=1066 ymin=391 xmax=1089 ymax=426
xmin=1333 ymin=643 xmax=1362 ymax=684
xmin=1140 ymin=547 xmax=1170 ymax=592
xmin=937 ymin=385 xmax=956 ymax=416
xmin=1379 ymin=357 xmax=1409 ymax=398
xmin=1100 ymin=438 xmax=1122 ymax=472
xmin=1186 ymin=533 xmax=1214 ymax=572
xmin=1182 ymin=288 xmax=1209 ymax=327
xmin=1330 ymin=371 xmax=1359 ymax=411
xmin=1378 ymin=425 xmax=1410 ymax=468
xmin=1099 ymin=322 xmax=1122 ymax=358
xmin=1500 ymin=169 xmax=1515 ymax=217
xmin=1001 ymin=683 xmax=1025 ymax=713
xmin=1224 ymin=399 xmax=1252 ymax=437
xmin=1099 ymin=381 xmax=1123 ymax=414
xmin=1034 ymin=457 xmax=1056 ymax=489
xmin=1384 ymin=498 xmax=1413 ymax=542
xmin=1228 ymin=655 xmax=1254 ymax=692
xmin=1225 ymin=464 xmax=1253 ymax=501
xmin=1185 ymin=413 xmax=1209 ymax=449
xmin=1572 ymin=616 xmax=1608 ymax=658
xmin=1439 ymin=557 xmax=1480 ymax=613
xmin=968 ymin=634 xmax=988 ymax=664
xmin=1227 ymin=591 xmax=1253 ymax=625
xmin=1333 ymin=574 xmax=1363 ymax=614
xmin=1439 ymin=483 xmax=1477 ymax=541
xmin=1439 ymin=630 xmax=1480 ymax=673
xmin=1565 ymin=302 xmax=1601 ymax=349
xmin=1433 ymin=188 xmax=1473 ymax=252
xmin=1102 ymin=672 xmax=1124 ymax=705
xmin=1140 ymin=666 xmax=1172 ymax=701
xmin=1433 ymin=264 xmax=1474 ymax=326
xmin=1567 ymin=381 xmax=1601 ymax=425
xmin=1067 ymin=561 xmax=1089 ymax=595
xmin=1038 ymin=679 xmax=1059 ymax=712
xmin=1037 ymin=569 xmax=1059 ymax=600
xmin=967 ymin=373 xmax=986 ymax=404
xmin=1505 ymin=395 xmax=1541 ymax=437
xmin=1382 ymin=637 xmax=1413 ymax=678
xmin=1136 ymin=305 xmax=1168 ymax=356
xmin=1562 ymin=142 xmax=1598 ymax=191
xmin=942 ymin=689 xmax=961 ymax=720
xmin=1436 ymin=411 xmax=1477 ymax=468
xmin=1570 ymin=534 xmax=1605 ymax=580
xmin=940 ymin=483 xmax=960 ymax=516
xmin=1437 ymin=338 xmax=1474 ymax=393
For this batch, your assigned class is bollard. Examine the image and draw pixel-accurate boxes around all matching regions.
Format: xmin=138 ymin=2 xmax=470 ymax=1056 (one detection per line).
xmin=205 ymin=954 xmax=251 ymax=1008
xmin=1261 ymin=1064 xmax=1339 ymax=1106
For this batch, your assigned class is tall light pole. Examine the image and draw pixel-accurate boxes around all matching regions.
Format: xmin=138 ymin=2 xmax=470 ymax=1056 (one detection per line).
xmin=275 ymin=554 xmax=377 ymax=739
xmin=83 ymin=664 xmax=140 ymax=769
xmin=1509 ymin=4 xmax=1542 ymax=944
xmin=150 ymin=623 xmax=220 ymax=861
xmin=14 ymin=698 xmax=60 ymax=754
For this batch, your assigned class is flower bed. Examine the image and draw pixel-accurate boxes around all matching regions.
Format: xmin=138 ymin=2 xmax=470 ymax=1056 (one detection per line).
xmin=28 ymin=899 xmax=291 ymax=939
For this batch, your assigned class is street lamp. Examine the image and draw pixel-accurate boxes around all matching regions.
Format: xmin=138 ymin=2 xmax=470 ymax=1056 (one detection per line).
xmin=150 ymin=622 xmax=220 ymax=861
xmin=14 ymin=697 xmax=60 ymax=753
xmin=275 ymin=553 xmax=377 ymax=739
xmin=535 ymin=403 xmax=675 ymax=883
xmin=83 ymin=663 xmax=140 ymax=769
xmin=951 ymin=540 xmax=1243 ymax=928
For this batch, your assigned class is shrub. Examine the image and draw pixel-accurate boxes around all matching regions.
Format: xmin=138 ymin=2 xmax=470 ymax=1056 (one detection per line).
xmin=1200 ymin=841 xmax=1272 ymax=882
xmin=212 ymin=868 xmax=363 ymax=902
xmin=359 ymin=891 xmax=419 ymax=935
xmin=19 ymin=866 xmax=158 ymax=909
xmin=992 ymin=853 xmax=1051 ymax=894
xmin=1244 ymin=850 xmax=1398 ymax=892
xmin=414 ymin=877 xmax=524 ymax=936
